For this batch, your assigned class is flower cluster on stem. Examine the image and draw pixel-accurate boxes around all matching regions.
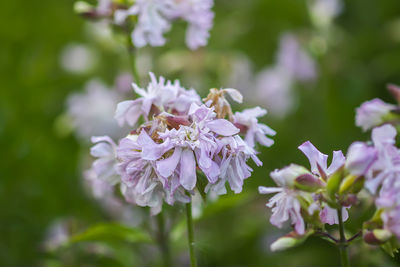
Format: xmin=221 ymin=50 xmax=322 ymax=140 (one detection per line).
xmin=75 ymin=0 xmax=214 ymax=50
xmin=259 ymin=84 xmax=400 ymax=264
xmin=89 ymin=72 xmax=275 ymax=215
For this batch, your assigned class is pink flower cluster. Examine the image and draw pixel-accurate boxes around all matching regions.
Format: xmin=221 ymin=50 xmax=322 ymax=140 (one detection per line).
xmin=259 ymin=140 xmax=375 ymax=237
xmin=113 ymin=0 xmax=214 ymax=50
xmin=260 ymin=85 xmax=400 ymax=251
xmin=89 ymin=73 xmax=275 ymax=215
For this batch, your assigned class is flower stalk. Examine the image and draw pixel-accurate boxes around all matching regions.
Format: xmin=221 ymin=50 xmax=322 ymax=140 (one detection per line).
xmin=126 ymin=39 xmax=141 ymax=86
xmin=156 ymin=212 xmax=172 ymax=267
xmin=186 ymin=202 xmax=197 ymax=267
xmin=337 ymin=208 xmax=350 ymax=267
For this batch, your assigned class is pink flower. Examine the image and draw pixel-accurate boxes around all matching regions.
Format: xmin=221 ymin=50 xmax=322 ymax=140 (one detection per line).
xmin=90 ymin=136 xmax=119 ymax=185
xmin=157 ymin=104 xmax=239 ymax=190
xmin=345 ymin=142 xmax=377 ymax=176
xmin=115 ymin=73 xmax=201 ymax=126
xmin=298 ymin=141 xmax=345 ymax=177
xmin=259 ymin=164 xmax=311 ymax=234
xmin=114 ymin=0 xmax=214 ymax=49
xmin=233 ymin=107 xmax=276 ymax=148
xmin=356 ymin=99 xmax=395 ymax=131
xmin=165 ymin=0 xmax=214 ymax=50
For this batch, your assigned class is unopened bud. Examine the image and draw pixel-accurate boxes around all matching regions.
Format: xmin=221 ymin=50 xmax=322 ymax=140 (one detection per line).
xmin=74 ymin=1 xmax=93 ymax=14
xmin=294 ymin=174 xmax=324 ymax=192
xmin=270 ymin=230 xmax=313 ymax=252
xmin=364 ymin=229 xmax=392 ymax=245
xmin=339 ymin=174 xmax=365 ymax=195
xmin=271 ymin=237 xmax=297 ymax=252
xmin=387 ymin=84 xmax=400 ymax=104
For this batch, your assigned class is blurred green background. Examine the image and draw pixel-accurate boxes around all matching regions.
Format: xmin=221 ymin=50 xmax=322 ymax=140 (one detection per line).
xmin=2 ymin=0 xmax=400 ymax=266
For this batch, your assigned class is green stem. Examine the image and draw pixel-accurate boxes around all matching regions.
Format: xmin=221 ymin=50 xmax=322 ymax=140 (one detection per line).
xmin=126 ymin=36 xmax=141 ymax=86
xmin=185 ymin=202 xmax=197 ymax=267
xmin=156 ymin=212 xmax=172 ymax=267
xmin=337 ymin=208 xmax=350 ymax=267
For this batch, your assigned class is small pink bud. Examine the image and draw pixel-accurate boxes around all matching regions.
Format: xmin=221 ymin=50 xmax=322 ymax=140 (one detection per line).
xmin=387 ymin=84 xmax=400 ymax=104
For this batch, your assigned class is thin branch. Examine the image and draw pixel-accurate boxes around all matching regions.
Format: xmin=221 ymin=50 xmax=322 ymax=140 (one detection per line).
xmin=316 ymin=231 xmax=339 ymax=243
xmin=347 ymin=231 xmax=362 ymax=243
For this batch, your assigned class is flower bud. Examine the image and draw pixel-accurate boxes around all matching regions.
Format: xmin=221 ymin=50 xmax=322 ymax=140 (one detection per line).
xmin=270 ymin=230 xmax=313 ymax=252
xmin=364 ymin=229 xmax=392 ymax=245
xmin=356 ymin=99 xmax=396 ymax=131
xmin=387 ymin=84 xmax=400 ymax=104
xmin=339 ymin=174 xmax=365 ymax=195
xmin=74 ymin=1 xmax=93 ymax=15
xmin=294 ymin=174 xmax=324 ymax=192
xmin=270 ymin=237 xmax=297 ymax=252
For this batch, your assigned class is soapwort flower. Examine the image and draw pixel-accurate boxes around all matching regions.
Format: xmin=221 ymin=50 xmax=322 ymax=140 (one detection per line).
xmin=259 ymin=139 xmax=378 ymax=251
xmin=88 ymin=73 xmax=275 ymax=214
xmin=113 ymin=0 xmax=214 ymax=49
xmin=356 ymin=84 xmax=400 ymax=131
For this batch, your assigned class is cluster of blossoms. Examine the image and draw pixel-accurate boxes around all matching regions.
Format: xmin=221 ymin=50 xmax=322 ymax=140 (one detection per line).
xmin=355 ymin=85 xmax=400 ymax=253
xmin=75 ymin=0 xmax=214 ymax=50
xmin=259 ymin=85 xmax=400 ymax=253
xmin=259 ymin=139 xmax=375 ymax=250
xmin=89 ymin=73 xmax=275 ymax=215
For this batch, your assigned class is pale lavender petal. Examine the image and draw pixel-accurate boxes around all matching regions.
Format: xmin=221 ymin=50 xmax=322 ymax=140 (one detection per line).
xmin=206 ymin=119 xmax=239 ymax=136
xmin=90 ymin=142 xmax=113 ymax=158
xmin=372 ymin=124 xmax=397 ymax=147
xmin=255 ymin=131 xmax=274 ymax=147
xmin=179 ymin=149 xmax=197 ymax=190
xmin=115 ymin=100 xmax=142 ymax=126
xmin=345 ymin=142 xmax=377 ymax=176
xmin=292 ymin=200 xmax=305 ymax=234
xmin=326 ymin=150 xmax=345 ymax=175
xmin=223 ymin=88 xmax=243 ymax=103
xmin=244 ymin=129 xmax=256 ymax=148
xmin=156 ymin=147 xmax=182 ymax=178
xmin=91 ymin=136 xmax=116 ymax=146
xmin=141 ymin=97 xmax=153 ymax=116
xmin=356 ymin=98 xmax=395 ymax=131
xmin=320 ymin=206 xmax=349 ymax=225
xmin=258 ymin=186 xmax=283 ymax=194
xmin=258 ymin=123 xmax=277 ymax=136
xmin=137 ymin=130 xmax=170 ymax=161
xmin=298 ymin=141 xmax=328 ymax=175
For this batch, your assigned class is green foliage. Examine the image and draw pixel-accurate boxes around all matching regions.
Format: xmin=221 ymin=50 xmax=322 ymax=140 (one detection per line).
xmin=67 ymin=223 xmax=153 ymax=246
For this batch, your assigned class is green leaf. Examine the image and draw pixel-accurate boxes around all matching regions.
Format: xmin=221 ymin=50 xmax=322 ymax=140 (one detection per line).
xmin=381 ymin=240 xmax=399 ymax=257
xmin=67 ymin=223 xmax=153 ymax=246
